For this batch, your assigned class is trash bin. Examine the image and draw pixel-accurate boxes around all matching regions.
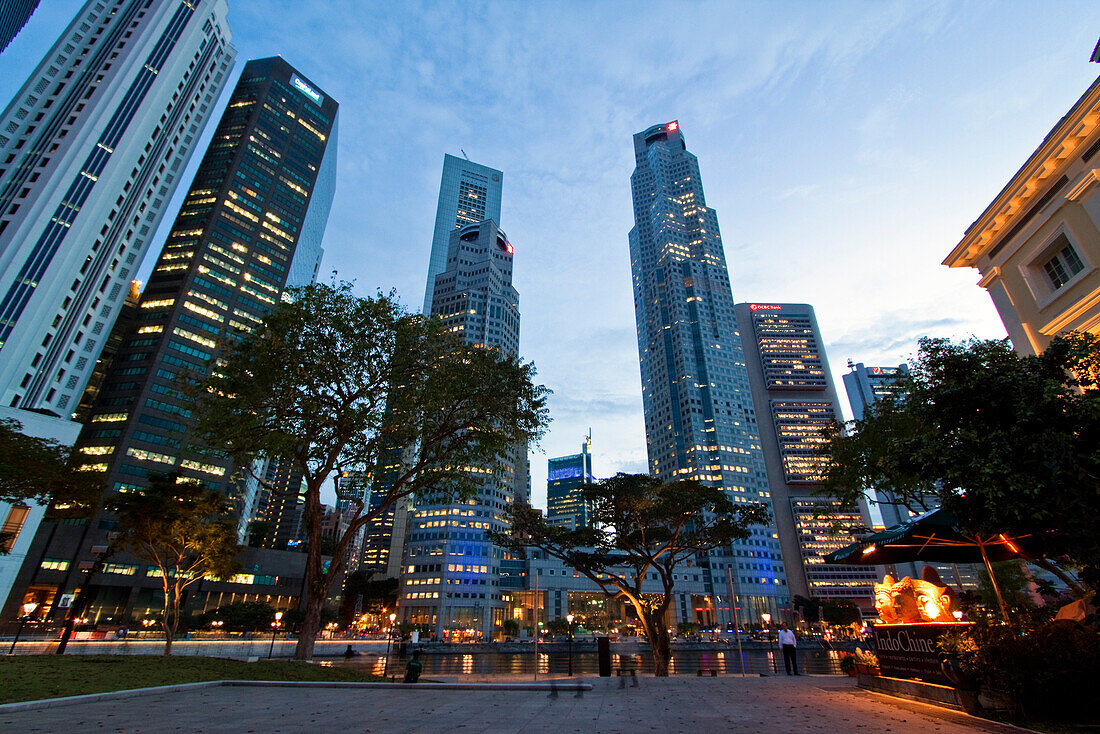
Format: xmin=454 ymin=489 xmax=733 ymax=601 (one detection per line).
xmin=597 ymin=636 xmax=611 ymax=677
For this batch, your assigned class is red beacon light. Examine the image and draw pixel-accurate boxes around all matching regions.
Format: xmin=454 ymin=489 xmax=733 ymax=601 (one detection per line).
xmin=667 ymin=120 xmax=678 ymax=132
xmin=505 ymin=241 xmax=513 ymax=254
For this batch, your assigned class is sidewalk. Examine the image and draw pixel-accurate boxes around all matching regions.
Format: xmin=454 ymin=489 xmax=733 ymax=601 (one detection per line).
xmin=0 ymin=675 xmax=1031 ymax=733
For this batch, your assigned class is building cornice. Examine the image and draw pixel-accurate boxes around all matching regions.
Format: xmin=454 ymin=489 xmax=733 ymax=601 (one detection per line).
xmin=945 ymin=74 xmax=1100 ymax=270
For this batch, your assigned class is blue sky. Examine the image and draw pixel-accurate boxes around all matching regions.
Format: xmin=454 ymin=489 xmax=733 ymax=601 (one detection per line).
xmin=4 ymin=1 xmax=1100 ymax=509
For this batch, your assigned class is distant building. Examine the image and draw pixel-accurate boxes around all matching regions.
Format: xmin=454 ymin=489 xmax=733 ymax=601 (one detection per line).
xmin=546 ymin=435 xmax=594 ymax=530
xmin=0 ymin=0 xmax=234 ymax=613
xmin=842 ymin=363 xmax=909 ymax=421
xmin=422 ymin=154 xmax=503 ymax=314
xmin=945 ymin=74 xmax=1100 ymax=356
xmin=735 ymin=303 xmax=878 ymax=610
xmin=0 ymin=0 xmax=39 ymax=54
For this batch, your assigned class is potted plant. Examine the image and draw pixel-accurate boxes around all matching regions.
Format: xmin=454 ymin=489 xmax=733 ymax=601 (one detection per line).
xmin=854 ymin=647 xmax=881 ymax=676
xmin=839 ymin=653 xmax=857 ymax=676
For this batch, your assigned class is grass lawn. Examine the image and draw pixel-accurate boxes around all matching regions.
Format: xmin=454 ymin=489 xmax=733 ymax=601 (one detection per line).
xmin=0 ymin=655 xmax=383 ymax=704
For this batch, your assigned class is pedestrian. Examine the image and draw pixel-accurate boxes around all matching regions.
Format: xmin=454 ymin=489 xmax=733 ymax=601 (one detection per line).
xmin=343 ymin=644 xmax=357 ymax=658
xmin=404 ymin=648 xmax=422 ymax=683
xmin=778 ymin=623 xmax=799 ymax=675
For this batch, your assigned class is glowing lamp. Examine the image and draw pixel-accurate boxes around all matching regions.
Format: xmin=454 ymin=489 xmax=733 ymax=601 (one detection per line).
xmin=505 ymin=242 xmax=513 ymax=254
xmin=668 ymin=120 xmax=678 ymax=131
xmin=862 ymin=544 xmax=876 ymax=555
xmin=761 ymin=613 xmax=771 ymax=625
xmin=953 ymin=610 xmax=964 ymax=621
xmin=389 ymin=612 xmax=397 ymax=624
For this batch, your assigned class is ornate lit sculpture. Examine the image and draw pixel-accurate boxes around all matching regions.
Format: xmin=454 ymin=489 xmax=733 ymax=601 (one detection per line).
xmin=873 ymin=567 xmax=956 ymax=623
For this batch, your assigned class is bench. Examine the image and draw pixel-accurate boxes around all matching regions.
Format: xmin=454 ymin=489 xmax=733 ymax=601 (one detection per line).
xmin=697 ymin=668 xmax=718 ymax=677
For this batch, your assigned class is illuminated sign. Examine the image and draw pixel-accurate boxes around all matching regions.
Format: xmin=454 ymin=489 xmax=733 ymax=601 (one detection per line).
xmin=548 ymin=467 xmax=583 ymax=482
xmin=749 ymin=303 xmax=782 ymax=311
xmin=668 ymin=120 xmax=678 ymax=131
xmin=505 ymin=241 xmax=513 ymax=254
xmin=291 ymin=74 xmax=323 ymax=106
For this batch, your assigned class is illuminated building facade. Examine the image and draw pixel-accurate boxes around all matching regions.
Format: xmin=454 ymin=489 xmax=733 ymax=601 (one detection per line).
xmin=734 ymin=302 xmax=875 ymax=609
xmin=400 ymin=218 xmax=525 ymax=639
xmin=628 ymin=121 xmax=788 ymax=624
xmin=546 ymin=434 xmax=594 ymax=530
xmin=945 ymin=74 xmax=1100 ymax=356
xmin=0 ymin=0 xmax=234 ymax=611
xmin=422 ymin=154 xmax=502 ymax=314
xmin=2 ymin=56 xmax=338 ymax=624
xmin=842 ymin=362 xmax=909 ymax=421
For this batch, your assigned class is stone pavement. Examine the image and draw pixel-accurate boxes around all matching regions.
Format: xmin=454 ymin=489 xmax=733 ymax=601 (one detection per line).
xmin=0 ymin=675 xmax=1031 ymax=733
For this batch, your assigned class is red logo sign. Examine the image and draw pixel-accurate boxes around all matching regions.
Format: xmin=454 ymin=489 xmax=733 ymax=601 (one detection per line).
xmin=749 ymin=304 xmax=782 ymax=311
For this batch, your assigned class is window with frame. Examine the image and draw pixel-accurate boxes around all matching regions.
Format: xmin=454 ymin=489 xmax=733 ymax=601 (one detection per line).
xmin=1 ymin=504 xmax=30 ymax=552
xmin=1042 ymin=234 xmax=1085 ymax=290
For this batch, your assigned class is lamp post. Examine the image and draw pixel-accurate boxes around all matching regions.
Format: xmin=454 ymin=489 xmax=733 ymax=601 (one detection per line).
xmin=566 ymin=613 xmax=575 ymax=677
xmin=384 ymin=612 xmax=397 ymax=678
xmin=268 ymin=611 xmax=283 ymax=659
xmin=762 ymin=612 xmax=778 ymax=674
xmin=7 ymin=602 xmax=39 ymax=655
xmin=211 ymin=619 xmax=224 ymax=637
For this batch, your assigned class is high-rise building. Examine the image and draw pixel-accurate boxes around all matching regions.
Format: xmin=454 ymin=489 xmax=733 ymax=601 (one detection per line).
xmin=0 ymin=0 xmax=234 ymax=611
xmin=421 ymin=154 xmax=502 ymax=313
xmin=0 ymin=0 xmax=40 ymax=54
xmin=734 ymin=302 xmax=877 ymax=610
xmin=843 ymin=362 xmax=909 ymax=421
xmin=400 ymin=218 xmax=522 ymax=640
xmin=3 ymin=56 xmax=338 ymax=624
xmin=546 ymin=434 xmax=593 ymax=530
xmin=628 ymin=121 xmax=788 ymax=624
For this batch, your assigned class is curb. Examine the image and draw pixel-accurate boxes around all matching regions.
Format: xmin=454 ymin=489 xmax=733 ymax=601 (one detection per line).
xmin=0 ymin=679 xmax=594 ymax=712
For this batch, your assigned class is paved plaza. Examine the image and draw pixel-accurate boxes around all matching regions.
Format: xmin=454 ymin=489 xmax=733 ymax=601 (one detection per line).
xmin=0 ymin=675 xmax=1031 ymax=734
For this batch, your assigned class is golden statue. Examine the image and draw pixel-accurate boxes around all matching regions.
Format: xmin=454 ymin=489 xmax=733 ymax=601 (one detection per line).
xmin=874 ymin=567 xmax=955 ymax=623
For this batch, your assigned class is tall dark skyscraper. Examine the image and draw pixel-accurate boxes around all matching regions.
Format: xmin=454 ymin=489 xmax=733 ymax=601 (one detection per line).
xmin=734 ymin=302 xmax=877 ymax=609
xmin=0 ymin=0 xmax=233 ymax=612
xmin=0 ymin=0 xmax=40 ymax=53
xmin=628 ymin=121 xmax=787 ymax=622
xmin=4 ymin=57 xmax=338 ymax=624
xmin=546 ymin=434 xmax=593 ymax=530
xmin=400 ymin=218 xmax=524 ymax=640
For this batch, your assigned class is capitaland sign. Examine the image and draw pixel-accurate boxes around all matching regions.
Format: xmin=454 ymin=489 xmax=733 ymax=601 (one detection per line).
xmin=291 ymin=74 xmax=323 ymax=105
xmin=871 ymin=622 xmax=973 ymax=684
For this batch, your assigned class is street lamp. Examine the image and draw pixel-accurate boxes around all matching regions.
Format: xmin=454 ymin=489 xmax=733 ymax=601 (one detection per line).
xmin=210 ymin=619 xmax=224 ymax=636
xmin=268 ymin=611 xmax=283 ymax=659
xmin=8 ymin=602 xmax=39 ymax=655
xmin=384 ymin=612 xmax=397 ymax=678
xmin=566 ymin=613 xmax=575 ymax=677
xmin=761 ymin=613 xmax=777 ymax=674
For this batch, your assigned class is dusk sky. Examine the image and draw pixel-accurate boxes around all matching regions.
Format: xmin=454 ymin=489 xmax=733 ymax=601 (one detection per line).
xmin=3 ymin=2 xmax=1100 ymax=509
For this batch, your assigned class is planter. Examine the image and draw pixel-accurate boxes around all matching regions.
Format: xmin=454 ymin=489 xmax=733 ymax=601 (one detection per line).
xmin=855 ymin=663 xmax=881 ymax=676
xmin=847 ymin=669 xmax=858 ymax=677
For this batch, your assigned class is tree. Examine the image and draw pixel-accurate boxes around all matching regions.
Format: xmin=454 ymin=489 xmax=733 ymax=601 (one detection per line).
xmin=194 ymin=282 xmax=549 ymax=659
xmin=494 ymin=473 xmax=771 ymax=676
xmin=0 ymin=418 xmax=101 ymax=548
xmin=819 ymin=334 xmax=1100 ymax=594
xmin=108 ymin=473 xmax=240 ymax=654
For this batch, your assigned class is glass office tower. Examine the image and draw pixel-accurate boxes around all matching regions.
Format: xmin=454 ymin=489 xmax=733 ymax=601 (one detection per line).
xmin=422 ymin=154 xmax=502 ymax=313
xmin=401 ymin=219 xmax=523 ymax=640
xmin=546 ymin=434 xmax=594 ymax=530
xmin=0 ymin=0 xmax=233 ymax=613
xmin=0 ymin=0 xmax=40 ymax=54
xmin=4 ymin=56 xmax=338 ymax=624
xmin=628 ymin=121 xmax=787 ymax=623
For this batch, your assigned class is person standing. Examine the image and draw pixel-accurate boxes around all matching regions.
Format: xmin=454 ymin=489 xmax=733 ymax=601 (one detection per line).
xmin=778 ymin=624 xmax=799 ymax=675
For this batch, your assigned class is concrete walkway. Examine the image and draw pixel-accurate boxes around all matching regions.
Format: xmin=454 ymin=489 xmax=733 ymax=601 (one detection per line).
xmin=0 ymin=675 xmax=1030 ymax=733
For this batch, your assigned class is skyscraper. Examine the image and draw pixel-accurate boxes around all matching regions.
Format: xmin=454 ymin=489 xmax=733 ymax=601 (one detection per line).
xmin=0 ymin=0 xmax=234 ymax=610
xmin=546 ymin=434 xmax=593 ymax=530
xmin=4 ymin=56 xmax=338 ymax=624
xmin=628 ymin=121 xmax=787 ymax=623
xmin=843 ymin=362 xmax=909 ymax=421
xmin=0 ymin=0 xmax=40 ymax=54
xmin=400 ymin=218 xmax=522 ymax=640
xmin=734 ymin=302 xmax=878 ymax=609
xmin=421 ymin=154 xmax=502 ymax=313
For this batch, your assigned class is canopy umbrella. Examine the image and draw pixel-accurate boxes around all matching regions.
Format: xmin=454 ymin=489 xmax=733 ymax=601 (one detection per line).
xmin=824 ymin=507 xmax=1034 ymax=623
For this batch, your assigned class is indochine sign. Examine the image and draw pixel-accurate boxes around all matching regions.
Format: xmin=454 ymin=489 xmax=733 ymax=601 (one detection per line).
xmin=871 ymin=622 xmax=972 ymax=684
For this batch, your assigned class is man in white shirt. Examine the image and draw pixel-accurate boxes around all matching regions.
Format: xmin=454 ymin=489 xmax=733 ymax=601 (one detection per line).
xmin=778 ymin=624 xmax=799 ymax=675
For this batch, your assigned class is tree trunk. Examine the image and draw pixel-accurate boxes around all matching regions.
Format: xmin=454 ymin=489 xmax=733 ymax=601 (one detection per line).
xmin=643 ymin=610 xmax=672 ymax=677
xmin=1030 ymin=557 xmax=1090 ymax=598
xmin=294 ymin=590 xmax=324 ymax=660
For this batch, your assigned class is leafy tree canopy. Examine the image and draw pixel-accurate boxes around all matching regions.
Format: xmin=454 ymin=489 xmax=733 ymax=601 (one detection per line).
xmin=819 ymin=333 xmax=1100 ymax=590
xmin=494 ymin=473 xmax=770 ymax=675
xmin=108 ymin=473 xmax=241 ymax=653
xmin=193 ymin=281 xmax=550 ymax=658
xmin=0 ymin=418 xmax=102 ymax=520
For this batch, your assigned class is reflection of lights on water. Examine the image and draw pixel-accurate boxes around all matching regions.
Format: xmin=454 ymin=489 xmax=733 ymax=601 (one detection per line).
xmin=462 ymin=654 xmax=473 ymax=674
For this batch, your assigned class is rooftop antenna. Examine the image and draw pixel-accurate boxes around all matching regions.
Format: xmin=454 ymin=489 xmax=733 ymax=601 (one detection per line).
xmin=460 ymin=148 xmax=470 ymax=160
